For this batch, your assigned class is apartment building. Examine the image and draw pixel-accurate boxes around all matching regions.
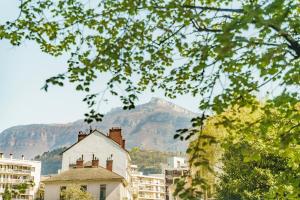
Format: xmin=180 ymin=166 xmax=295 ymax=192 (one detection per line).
xmin=164 ymin=157 xmax=189 ymax=200
xmin=131 ymin=165 xmax=165 ymax=200
xmin=0 ymin=153 xmax=41 ymax=200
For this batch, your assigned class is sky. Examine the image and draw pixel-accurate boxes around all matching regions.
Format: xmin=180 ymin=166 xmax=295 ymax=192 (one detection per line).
xmin=0 ymin=1 xmax=199 ymax=132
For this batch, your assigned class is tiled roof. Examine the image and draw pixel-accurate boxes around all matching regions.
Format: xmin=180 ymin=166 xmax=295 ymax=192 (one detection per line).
xmin=61 ymin=129 xmax=129 ymax=155
xmin=43 ymin=167 xmax=124 ymax=183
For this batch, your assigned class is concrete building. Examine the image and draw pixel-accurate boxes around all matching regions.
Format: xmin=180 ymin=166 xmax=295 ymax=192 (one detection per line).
xmin=166 ymin=157 xmax=187 ymax=169
xmin=131 ymin=165 xmax=165 ymax=200
xmin=164 ymin=157 xmax=189 ymax=200
xmin=44 ymin=159 xmax=128 ymax=200
xmin=0 ymin=153 xmax=41 ymax=200
xmin=44 ymin=127 xmax=132 ymax=199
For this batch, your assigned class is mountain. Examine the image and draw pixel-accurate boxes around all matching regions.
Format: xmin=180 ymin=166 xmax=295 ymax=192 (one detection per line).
xmin=0 ymin=98 xmax=197 ymax=159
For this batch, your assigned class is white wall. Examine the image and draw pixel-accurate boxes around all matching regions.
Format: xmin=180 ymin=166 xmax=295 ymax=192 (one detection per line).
xmin=61 ymin=131 xmax=130 ymax=179
xmin=167 ymin=157 xmax=186 ymax=168
xmin=31 ymin=161 xmax=42 ymax=196
xmin=0 ymin=158 xmax=41 ymax=198
xmin=44 ymin=181 xmax=124 ymax=200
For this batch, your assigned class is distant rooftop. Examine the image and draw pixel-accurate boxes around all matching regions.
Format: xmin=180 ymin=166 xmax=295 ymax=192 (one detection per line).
xmin=43 ymin=167 xmax=124 ymax=183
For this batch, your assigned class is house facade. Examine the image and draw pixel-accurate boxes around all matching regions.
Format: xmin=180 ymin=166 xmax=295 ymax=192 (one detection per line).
xmin=44 ymin=162 xmax=128 ymax=200
xmin=0 ymin=153 xmax=41 ymax=200
xmin=61 ymin=128 xmax=130 ymax=180
xmin=44 ymin=127 xmax=132 ymax=200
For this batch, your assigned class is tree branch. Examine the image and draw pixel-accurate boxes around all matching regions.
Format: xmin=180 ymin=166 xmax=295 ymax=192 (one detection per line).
xmin=182 ymin=5 xmax=243 ymax=13
xmin=269 ymin=24 xmax=300 ymax=58
xmin=146 ymin=5 xmax=243 ymax=13
xmin=191 ymin=20 xmax=221 ymax=33
xmin=158 ymin=25 xmax=185 ymax=45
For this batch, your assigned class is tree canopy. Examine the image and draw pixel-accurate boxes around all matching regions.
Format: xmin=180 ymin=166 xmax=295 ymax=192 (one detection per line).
xmin=176 ymin=97 xmax=300 ymax=199
xmin=1 ymin=0 xmax=299 ymax=122
xmin=1 ymin=1 xmax=300 ymax=199
xmin=61 ymin=185 xmax=94 ymax=200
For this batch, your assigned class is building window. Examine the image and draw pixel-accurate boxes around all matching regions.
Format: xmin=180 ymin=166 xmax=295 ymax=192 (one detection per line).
xmin=80 ymin=185 xmax=87 ymax=192
xmin=60 ymin=186 xmax=66 ymax=200
xmin=99 ymin=184 xmax=106 ymax=200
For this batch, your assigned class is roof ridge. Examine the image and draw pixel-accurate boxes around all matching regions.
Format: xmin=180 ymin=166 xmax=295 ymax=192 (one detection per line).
xmin=43 ymin=167 xmax=124 ymax=183
xmin=61 ymin=129 xmax=130 ymax=155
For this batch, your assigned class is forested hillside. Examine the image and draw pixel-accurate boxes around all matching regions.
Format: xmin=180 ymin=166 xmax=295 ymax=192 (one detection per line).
xmin=35 ymin=147 xmax=183 ymax=175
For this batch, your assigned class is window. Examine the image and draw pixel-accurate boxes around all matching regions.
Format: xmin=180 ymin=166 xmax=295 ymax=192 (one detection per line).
xmin=80 ymin=185 xmax=87 ymax=192
xmin=177 ymin=161 xmax=180 ymax=168
xmin=60 ymin=186 xmax=66 ymax=200
xmin=99 ymin=184 xmax=106 ymax=200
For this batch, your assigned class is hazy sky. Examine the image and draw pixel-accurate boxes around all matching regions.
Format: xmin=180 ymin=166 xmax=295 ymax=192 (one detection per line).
xmin=0 ymin=1 xmax=199 ymax=132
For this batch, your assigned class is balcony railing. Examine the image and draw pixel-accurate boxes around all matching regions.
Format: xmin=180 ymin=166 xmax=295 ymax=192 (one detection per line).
xmin=0 ymin=178 xmax=29 ymax=184
xmin=0 ymin=168 xmax=32 ymax=174
xmin=138 ymin=181 xmax=165 ymax=186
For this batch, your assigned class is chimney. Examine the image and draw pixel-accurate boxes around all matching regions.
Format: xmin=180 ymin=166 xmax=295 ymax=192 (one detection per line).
xmin=0 ymin=153 xmax=3 ymax=159
xmin=106 ymin=159 xmax=113 ymax=172
xmin=108 ymin=127 xmax=125 ymax=148
xmin=76 ymin=155 xmax=84 ymax=168
xmin=78 ymin=131 xmax=88 ymax=142
xmin=22 ymin=155 xmax=25 ymax=160
xmin=92 ymin=155 xmax=99 ymax=168
xmin=122 ymin=139 xmax=126 ymax=149
xmin=10 ymin=154 xmax=13 ymax=159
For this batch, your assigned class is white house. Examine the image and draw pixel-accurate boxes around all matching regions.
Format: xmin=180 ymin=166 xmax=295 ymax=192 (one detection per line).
xmin=44 ymin=127 xmax=132 ymax=200
xmin=43 ymin=163 xmax=128 ymax=200
xmin=61 ymin=128 xmax=131 ymax=181
xmin=0 ymin=153 xmax=41 ymax=200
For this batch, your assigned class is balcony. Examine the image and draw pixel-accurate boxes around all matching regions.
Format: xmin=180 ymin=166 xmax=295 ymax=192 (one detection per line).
xmin=0 ymin=178 xmax=29 ymax=184
xmin=138 ymin=196 xmax=165 ymax=200
xmin=0 ymin=168 xmax=32 ymax=175
xmin=138 ymin=181 xmax=165 ymax=186
xmin=138 ymin=187 xmax=165 ymax=194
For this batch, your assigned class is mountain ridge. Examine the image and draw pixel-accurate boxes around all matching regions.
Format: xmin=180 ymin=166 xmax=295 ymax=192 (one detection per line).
xmin=0 ymin=98 xmax=197 ymax=159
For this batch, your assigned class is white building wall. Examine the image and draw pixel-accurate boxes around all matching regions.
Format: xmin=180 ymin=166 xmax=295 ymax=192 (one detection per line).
xmin=167 ymin=157 xmax=186 ymax=169
xmin=0 ymin=157 xmax=41 ymax=199
xmin=44 ymin=181 xmax=123 ymax=200
xmin=61 ymin=132 xmax=130 ymax=179
xmin=131 ymin=174 xmax=165 ymax=200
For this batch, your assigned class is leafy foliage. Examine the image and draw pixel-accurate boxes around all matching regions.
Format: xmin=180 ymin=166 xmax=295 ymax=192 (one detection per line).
xmin=2 ymin=187 xmax=12 ymax=200
xmin=1 ymin=0 xmax=299 ymax=122
xmin=1 ymin=1 xmax=300 ymax=199
xmin=61 ymin=185 xmax=93 ymax=200
xmin=216 ymin=96 xmax=300 ymax=199
xmin=176 ymin=97 xmax=300 ymax=199
xmin=130 ymin=147 xmax=182 ymax=174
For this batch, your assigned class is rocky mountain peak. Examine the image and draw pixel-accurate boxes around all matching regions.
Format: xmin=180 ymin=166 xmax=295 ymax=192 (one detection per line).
xmin=147 ymin=97 xmax=195 ymax=115
xmin=0 ymin=98 xmax=196 ymax=158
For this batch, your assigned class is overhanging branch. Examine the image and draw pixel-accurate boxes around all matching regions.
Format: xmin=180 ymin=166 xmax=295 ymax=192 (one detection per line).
xmin=182 ymin=5 xmax=243 ymax=13
xmin=144 ymin=5 xmax=244 ymax=13
xmin=269 ymin=24 xmax=300 ymax=58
